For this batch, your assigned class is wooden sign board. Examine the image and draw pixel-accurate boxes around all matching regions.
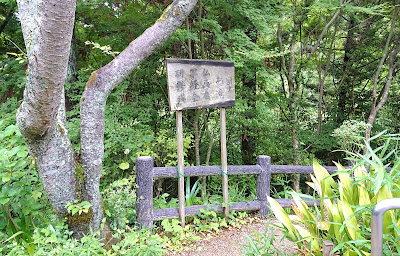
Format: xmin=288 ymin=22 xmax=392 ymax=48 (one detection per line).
xmin=166 ymin=58 xmax=235 ymax=111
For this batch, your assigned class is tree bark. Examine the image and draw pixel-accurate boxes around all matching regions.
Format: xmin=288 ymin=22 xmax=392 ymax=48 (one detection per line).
xmin=16 ymin=0 xmax=80 ymax=234
xmin=16 ymin=0 xmax=198 ymax=237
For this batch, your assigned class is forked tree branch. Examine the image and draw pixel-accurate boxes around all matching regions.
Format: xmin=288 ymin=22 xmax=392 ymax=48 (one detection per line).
xmin=79 ymin=0 xmax=198 ymax=232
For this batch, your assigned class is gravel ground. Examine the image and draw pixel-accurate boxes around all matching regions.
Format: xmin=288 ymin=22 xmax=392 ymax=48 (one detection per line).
xmin=166 ymin=216 xmax=299 ymax=256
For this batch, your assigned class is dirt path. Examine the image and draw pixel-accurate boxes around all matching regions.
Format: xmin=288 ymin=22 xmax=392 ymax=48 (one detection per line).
xmin=166 ymin=217 xmax=299 ymax=256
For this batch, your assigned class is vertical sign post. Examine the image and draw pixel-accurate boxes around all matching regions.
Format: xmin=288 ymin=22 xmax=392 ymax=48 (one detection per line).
xmin=176 ymin=110 xmax=185 ymax=227
xmin=166 ymin=58 xmax=235 ymax=226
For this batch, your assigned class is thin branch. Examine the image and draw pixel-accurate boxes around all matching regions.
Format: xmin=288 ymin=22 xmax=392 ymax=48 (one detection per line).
xmin=311 ymin=9 xmax=341 ymax=55
xmin=5 ymin=36 xmax=27 ymax=56
xmin=0 ymin=8 xmax=14 ymax=36
xmin=371 ymin=2 xmax=399 ymax=108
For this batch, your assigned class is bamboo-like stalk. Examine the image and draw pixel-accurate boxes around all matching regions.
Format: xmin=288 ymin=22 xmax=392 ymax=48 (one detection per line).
xmin=220 ymin=108 xmax=229 ymax=219
xmin=176 ymin=110 xmax=185 ymax=227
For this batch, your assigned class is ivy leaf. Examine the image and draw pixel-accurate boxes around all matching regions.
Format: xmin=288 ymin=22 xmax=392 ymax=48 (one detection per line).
xmin=119 ymin=162 xmax=129 ymax=170
xmin=0 ymin=197 xmax=10 ymax=204
xmin=2 ymin=173 xmax=11 ymax=182
xmin=17 ymin=150 xmax=28 ymax=158
xmin=161 ymin=219 xmax=173 ymax=232
xmin=32 ymin=191 xmax=42 ymax=200
xmin=72 ymin=208 xmax=79 ymax=216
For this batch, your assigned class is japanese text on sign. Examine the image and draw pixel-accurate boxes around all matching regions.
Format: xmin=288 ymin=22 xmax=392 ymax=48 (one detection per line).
xmin=166 ymin=59 xmax=235 ymax=111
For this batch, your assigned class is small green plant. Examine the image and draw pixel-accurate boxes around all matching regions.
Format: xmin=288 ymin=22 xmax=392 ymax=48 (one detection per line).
xmin=101 ymin=176 xmax=137 ymax=230
xmin=2 ymin=221 xmax=109 ymax=255
xmin=3 ymin=220 xmax=168 ymax=255
xmin=112 ymin=227 xmax=168 ymax=256
xmin=185 ymin=177 xmax=202 ymax=207
xmin=0 ymin=122 xmax=47 ymax=256
xmin=161 ymin=218 xmax=183 ymax=233
xmin=241 ymin=224 xmax=289 ymax=256
xmin=332 ymin=120 xmax=372 ymax=154
xmin=193 ymin=208 xmax=228 ymax=232
xmin=65 ymin=200 xmax=92 ymax=216
xmin=153 ymin=193 xmax=178 ymax=209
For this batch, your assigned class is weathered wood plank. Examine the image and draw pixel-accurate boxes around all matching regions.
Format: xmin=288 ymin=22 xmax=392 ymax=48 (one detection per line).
xmin=153 ymin=201 xmax=261 ymax=221
xmin=271 ymin=165 xmax=340 ymax=174
xmin=153 ymin=165 xmax=262 ymax=178
xmin=256 ymin=156 xmax=271 ymax=216
xmin=153 ymin=164 xmax=343 ymax=178
xmin=152 ymin=199 xmax=322 ymax=221
xmin=276 ymin=198 xmax=321 ymax=208
xmin=135 ymin=156 xmax=154 ymax=229
xmin=323 ymin=240 xmax=334 ymax=256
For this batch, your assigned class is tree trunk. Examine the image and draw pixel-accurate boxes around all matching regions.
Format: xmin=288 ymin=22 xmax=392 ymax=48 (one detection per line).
xmin=316 ymin=23 xmax=336 ymax=135
xmin=277 ymin=21 xmax=300 ymax=191
xmin=16 ymin=0 xmax=79 ymax=232
xmin=16 ymin=0 xmax=198 ymax=237
xmin=241 ymin=23 xmax=258 ymax=165
xmin=336 ymin=17 xmax=355 ymax=124
xmin=241 ymin=74 xmax=256 ymax=165
xmin=365 ymin=3 xmax=400 ymax=144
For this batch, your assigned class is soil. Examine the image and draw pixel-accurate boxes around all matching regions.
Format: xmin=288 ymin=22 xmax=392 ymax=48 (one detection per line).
xmin=166 ymin=216 xmax=299 ymax=256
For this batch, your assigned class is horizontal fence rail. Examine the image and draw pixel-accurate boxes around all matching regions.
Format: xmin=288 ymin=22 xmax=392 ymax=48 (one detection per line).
xmin=135 ymin=155 xmax=340 ymax=229
xmin=152 ymin=199 xmax=320 ymax=221
xmin=153 ymin=165 xmax=340 ymax=179
xmin=153 ymin=165 xmax=263 ymax=178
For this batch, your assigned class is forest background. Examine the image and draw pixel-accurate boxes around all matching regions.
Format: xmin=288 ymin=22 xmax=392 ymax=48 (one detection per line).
xmin=0 ymin=0 xmax=399 ymax=253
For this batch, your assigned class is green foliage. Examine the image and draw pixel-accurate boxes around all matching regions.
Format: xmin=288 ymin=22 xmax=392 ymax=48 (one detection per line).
xmin=157 ymin=209 xmax=251 ymax=253
xmin=112 ymin=228 xmax=168 ymax=256
xmin=332 ymin=120 xmax=372 ymax=154
xmin=2 ymin=219 xmax=167 ymax=256
xmin=185 ymin=177 xmax=202 ymax=207
xmin=101 ymin=177 xmax=137 ymax=231
xmin=65 ymin=200 xmax=92 ymax=216
xmin=161 ymin=218 xmax=183 ymax=234
xmin=154 ymin=192 xmax=178 ymax=210
xmin=0 ymin=121 xmax=47 ymax=256
xmin=101 ymin=95 xmax=193 ymax=185
xmin=193 ymin=208 xmax=228 ymax=232
xmin=1 ymin=205 xmax=173 ymax=256
xmin=207 ymin=175 xmax=257 ymax=205
xmin=241 ymin=224 xmax=289 ymax=256
xmin=0 ymin=53 xmax=26 ymax=101
xmin=268 ymin=139 xmax=400 ymax=255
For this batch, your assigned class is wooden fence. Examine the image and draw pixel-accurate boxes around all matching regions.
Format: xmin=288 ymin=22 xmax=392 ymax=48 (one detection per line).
xmin=135 ymin=155 xmax=340 ymax=229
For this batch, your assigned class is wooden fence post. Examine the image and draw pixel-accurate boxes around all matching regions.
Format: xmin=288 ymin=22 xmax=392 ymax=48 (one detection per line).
xmin=136 ymin=156 xmax=154 ymax=229
xmin=257 ymin=155 xmax=271 ymax=216
xmin=323 ymin=240 xmax=334 ymax=256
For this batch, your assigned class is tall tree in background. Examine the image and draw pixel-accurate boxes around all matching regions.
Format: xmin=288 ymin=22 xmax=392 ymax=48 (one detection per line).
xmin=277 ymin=0 xmax=310 ymax=191
xmin=365 ymin=2 xmax=400 ymax=142
xmin=16 ymin=0 xmax=197 ymax=237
